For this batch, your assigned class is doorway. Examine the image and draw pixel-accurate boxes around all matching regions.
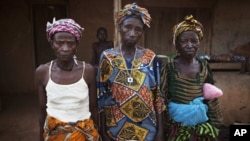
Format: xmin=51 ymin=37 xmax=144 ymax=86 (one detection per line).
xmin=32 ymin=4 xmax=68 ymax=67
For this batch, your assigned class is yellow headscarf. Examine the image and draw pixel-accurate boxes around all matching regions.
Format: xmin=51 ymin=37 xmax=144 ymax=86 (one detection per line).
xmin=116 ymin=2 xmax=151 ymax=28
xmin=173 ymin=15 xmax=203 ymax=45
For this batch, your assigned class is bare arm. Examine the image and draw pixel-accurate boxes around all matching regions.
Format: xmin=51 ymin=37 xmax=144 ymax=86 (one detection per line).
xmin=35 ymin=65 xmax=48 ymax=141
xmin=90 ymin=43 xmax=98 ymax=66
xmin=84 ymin=63 xmax=99 ymax=127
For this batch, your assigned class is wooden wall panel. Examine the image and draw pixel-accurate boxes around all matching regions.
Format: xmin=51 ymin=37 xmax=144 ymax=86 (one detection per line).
xmin=145 ymin=7 xmax=213 ymax=56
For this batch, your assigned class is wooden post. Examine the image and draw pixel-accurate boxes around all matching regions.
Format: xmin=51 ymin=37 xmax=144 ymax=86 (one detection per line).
xmin=113 ymin=0 xmax=121 ymax=48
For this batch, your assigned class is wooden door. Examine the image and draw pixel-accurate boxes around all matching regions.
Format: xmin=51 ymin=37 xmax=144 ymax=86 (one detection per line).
xmin=33 ymin=4 xmax=68 ymax=67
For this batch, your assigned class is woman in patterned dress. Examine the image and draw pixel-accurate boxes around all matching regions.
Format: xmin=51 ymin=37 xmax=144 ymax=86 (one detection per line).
xmin=97 ymin=3 xmax=165 ymax=141
xmin=160 ymin=15 xmax=223 ymax=141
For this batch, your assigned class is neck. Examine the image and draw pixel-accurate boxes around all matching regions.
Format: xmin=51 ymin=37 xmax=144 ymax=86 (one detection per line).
xmin=178 ymin=56 xmax=197 ymax=65
xmin=120 ymin=44 xmax=137 ymax=58
xmin=56 ymin=59 xmax=75 ymax=71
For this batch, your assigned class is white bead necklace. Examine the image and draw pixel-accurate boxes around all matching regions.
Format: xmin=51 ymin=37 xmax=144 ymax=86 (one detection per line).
xmin=119 ymin=44 xmax=137 ymax=84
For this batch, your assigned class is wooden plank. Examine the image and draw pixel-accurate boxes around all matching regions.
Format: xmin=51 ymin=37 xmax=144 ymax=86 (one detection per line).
xmin=114 ymin=0 xmax=122 ymax=48
xmin=209 ymin=62 xmax=242 ymax=70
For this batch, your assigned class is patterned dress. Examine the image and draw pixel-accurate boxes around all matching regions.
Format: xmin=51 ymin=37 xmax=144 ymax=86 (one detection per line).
xmin=97 ymin=48 xmax=164 ymax=141
xmin=160 ymin=56 xmax=223 ymax=141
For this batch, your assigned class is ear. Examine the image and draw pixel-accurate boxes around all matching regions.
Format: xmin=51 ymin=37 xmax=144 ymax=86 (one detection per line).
xmin=118 ymin=25 xmax=122 ymax=32
xmin=49 ymin=40 xmax=53 ymax=47
xmin=76 ymin=40 xmax=80 ymax=46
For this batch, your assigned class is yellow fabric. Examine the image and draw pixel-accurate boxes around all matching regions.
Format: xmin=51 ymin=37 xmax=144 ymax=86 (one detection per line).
xmin=173 ymin=15 xmax=204 ymax=45
xmin=43 ymin=116 xmax=100 ymax=141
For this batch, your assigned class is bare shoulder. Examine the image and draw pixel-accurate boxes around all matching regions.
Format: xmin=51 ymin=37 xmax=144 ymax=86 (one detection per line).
xmin=84 ymin=62 xmax=95 ymax=71
xmin=35 ymin=62 xmax=51 ymax=83
xmin=83 ymin=62 xmax=96 ymax=83
xmin=84 ymin=62 xmax=95 ymax=77
xmin=35 ymin=62 xmax=50 ymax=75
xmin=136 ymin=46 xmax=156 ymax=57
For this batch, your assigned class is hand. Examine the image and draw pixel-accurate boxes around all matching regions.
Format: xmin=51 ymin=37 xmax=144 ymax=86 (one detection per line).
xmin=154 ymin=131 xmax=165 ymax=141
xmin=100 ymin=131 xmax=112 ymax=141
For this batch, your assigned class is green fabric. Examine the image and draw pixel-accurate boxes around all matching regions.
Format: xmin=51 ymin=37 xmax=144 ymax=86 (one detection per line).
xmin=160 ymin=56 xmax=223 ymax=140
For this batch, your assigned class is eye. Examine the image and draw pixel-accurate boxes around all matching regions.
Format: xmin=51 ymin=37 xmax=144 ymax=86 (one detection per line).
xmin=179 ymin=39 xmax=188 ymax=44
xmin=191 ymin=39 xmax=199 ymax=44
xmin=54 ymin=41 xmax=64 ymax=46
xmin=67 ymin=41 xmax=76 ymax=46
xmin=53 ymin=41 xmax=76 ymax=46
xmin=135 ymin=27 xmax=143 ymax=33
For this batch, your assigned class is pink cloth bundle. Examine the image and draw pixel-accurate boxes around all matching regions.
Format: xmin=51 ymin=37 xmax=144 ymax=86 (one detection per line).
xmin=203 ymin=83 xmax=223 ymax=100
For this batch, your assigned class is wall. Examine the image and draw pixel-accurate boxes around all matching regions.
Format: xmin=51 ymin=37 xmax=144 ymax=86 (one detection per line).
xmin=0 ymin=1 xmax=34 ymax=95
xmin=69 ymin=0 xmax=114 ymax=62
xmin=212 ymin=0 xmax=250 ymax=55
xmin=0 ymin=0 xmax=114 ymax=95
xmin=0 ymin=0 xmax=249 ymax=126
xmin=213 ymin=71 xmax=250 ymax=125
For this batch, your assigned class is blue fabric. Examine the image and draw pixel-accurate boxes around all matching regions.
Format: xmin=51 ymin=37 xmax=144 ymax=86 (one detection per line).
xmin=168 ymin=97 xmax=208 ymax=126
xmin=97 ymin=48 xmax=163 ymax=140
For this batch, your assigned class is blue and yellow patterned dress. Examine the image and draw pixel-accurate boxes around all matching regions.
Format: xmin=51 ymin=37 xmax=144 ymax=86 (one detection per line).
xmin=97 ymin=48 xmax=164 ymax=141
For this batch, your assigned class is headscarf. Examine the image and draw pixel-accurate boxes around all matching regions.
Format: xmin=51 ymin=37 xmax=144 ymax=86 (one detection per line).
xmin=172 ymin=15 xmax=203 ymax=45
xmin=116 ymin=2 xmax=151 ymax=28
xmin=46 ymin=17 xmax=84 ymax=42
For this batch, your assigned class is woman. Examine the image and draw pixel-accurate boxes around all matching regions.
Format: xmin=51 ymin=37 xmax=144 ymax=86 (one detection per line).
xmin=160 ymin=15 xmax=223 ymax=141
xmin=35 ymin=18 xmax=100 ymax=141
xmin=97 ymin=3 xmax=165 ymax=141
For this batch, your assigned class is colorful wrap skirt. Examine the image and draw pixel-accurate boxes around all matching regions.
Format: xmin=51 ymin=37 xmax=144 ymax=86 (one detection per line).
xmin=164 ymin=115 xmax=219 ymax=141
xmin=43 ymin=116 xmax=100 ymax=141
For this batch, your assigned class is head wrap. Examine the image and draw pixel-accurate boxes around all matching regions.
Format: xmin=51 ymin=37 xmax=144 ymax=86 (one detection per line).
xmin=46 ymin=17 xmax=84 ymax=42
xmin=172 ymin=15 xmax=203 ymax=45
xmin=116 ymin=2 xmax=151 ymax=28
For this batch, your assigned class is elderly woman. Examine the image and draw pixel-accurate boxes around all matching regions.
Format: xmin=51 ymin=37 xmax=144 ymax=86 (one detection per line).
xmin=35 ymin=18 xmax=100 ymax=141
xmin=160 ymin=15 xmax=223 ymax=141
xmin=97 ymin=3 xmax=165 ymax=141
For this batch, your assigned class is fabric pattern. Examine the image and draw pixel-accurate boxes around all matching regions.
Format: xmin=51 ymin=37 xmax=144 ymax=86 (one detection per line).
xmin=97 ymin=48 xmax=164 ymax=141
xmin=160 ymin=56 xmax=223 ymax=141
xmin=116 ymin=2 xmax=151 ymax=28
xmin=43 ymin=116 xmax=100 ymax=141
xmin=172 ymin=15 xmax=203 ymax=45
xmin=46 ymin=17 xmax=84 ymax=41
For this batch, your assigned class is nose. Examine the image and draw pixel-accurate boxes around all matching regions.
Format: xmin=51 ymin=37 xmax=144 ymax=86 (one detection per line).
xmin=129 ymin=29 xmax=136 ymax=37
xmin=187 ymin=41 xmax=192 ymax=48
xmin=61 ymin=43 xmax=71 ymax=51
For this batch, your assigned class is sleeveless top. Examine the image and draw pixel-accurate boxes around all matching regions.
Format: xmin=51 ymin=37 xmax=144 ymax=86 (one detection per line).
xmin=45 ymin=61 xmax=91 ymax=122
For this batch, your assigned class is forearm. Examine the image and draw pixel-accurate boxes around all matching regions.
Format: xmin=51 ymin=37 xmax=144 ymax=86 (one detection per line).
xmin=39 ymin=113 xmax=46 ymax=141
xmin=156 ymin=113 xmax=164 ymax=132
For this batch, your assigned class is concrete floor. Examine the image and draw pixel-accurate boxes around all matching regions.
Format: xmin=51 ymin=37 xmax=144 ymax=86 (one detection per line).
xmin=0 ymin=94 xmax=39 ymax=141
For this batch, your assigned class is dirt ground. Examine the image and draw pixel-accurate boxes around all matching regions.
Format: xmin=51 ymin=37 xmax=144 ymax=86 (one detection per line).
xmin=0 ymin=94 xmax=230 ymax=141
xmin=0 ymin=94 xmax=39 ymax=141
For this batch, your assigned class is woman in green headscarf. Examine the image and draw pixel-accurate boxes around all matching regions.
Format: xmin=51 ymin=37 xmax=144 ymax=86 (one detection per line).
xmin=160 ymin=15 xmax=223 ymax=141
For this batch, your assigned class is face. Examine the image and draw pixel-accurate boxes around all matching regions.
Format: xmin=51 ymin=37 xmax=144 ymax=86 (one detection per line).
xmin=97 ymin=29 xmax=107 ymax=42
xmin=119 ymin=17 xmax=144 ymax=46
xmin=176 ymin=30 xmax=200 ymax=58
xmin=51 ymin=32 xmax=78 ymax=61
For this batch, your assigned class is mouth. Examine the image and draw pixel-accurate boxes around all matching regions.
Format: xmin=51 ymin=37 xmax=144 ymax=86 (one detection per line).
xmin=127 ymin=39 xmax=137 ymax=43
xmin=59 ymin=54 xmax=73 ymax=59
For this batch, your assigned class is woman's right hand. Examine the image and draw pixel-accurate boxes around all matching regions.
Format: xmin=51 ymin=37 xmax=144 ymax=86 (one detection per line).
xmin=100 ymin=131 xmax=112 ymax=141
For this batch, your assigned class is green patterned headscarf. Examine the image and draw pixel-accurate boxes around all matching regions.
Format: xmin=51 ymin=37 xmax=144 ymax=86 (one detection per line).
xmin=173 ymin=15 xmax=203 ymax=45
